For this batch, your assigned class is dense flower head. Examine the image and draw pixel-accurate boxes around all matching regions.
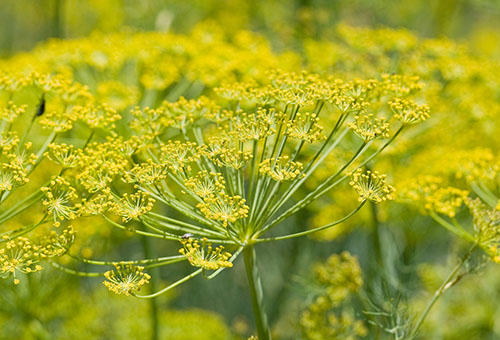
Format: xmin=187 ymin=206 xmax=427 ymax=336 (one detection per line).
xmin=159 ymin=141 xmax=200 ymax=174
xmin=0 ymin=225 xmax=75 ymax=285
xmin=285 ymin=111 xmax=325 ymax=143
xmin=232 ymin=109 xmax=277 ymax=142
xmin=0 ymin=24 xmax=434 ymax=310
xmin=453 ymin=149 xmax=500 ymax=183
xmin=123 ymin=160 xmax=169 ymax=185
xmin=38 ymin=226 xmax=76 ymax=258
xmin=74 ymin=103 xmax=121 ymax=130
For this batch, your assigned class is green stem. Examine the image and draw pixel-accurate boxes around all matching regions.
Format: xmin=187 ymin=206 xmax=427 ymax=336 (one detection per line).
xmin=429 ymin=211 xmax=475 ymax=243
xmin=67 ymin=253 xmax=185 ymax=266
xmin=243 ymin=246 xmax=272 ymax=340
xmin=0 ymin=189 xmax=44 ymax=223
xmin=410 ymin=244 xmax=476 ymax=338
xmin=471 ymin=182 xmax=498 ymax=208
xmin=50 ymin=261 xmax=103 ymax=277
xmin=0 ymin=214 xmax=47 ymax=242
xmin=263 ymin=127 xmax=403 ymax=231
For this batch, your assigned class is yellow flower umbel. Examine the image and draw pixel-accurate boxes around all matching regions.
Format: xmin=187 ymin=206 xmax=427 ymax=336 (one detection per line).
xmin=348 ymin=113 xmax=390 ymax=142
xmin=466 ymin=198 xmax=500 ymax=263
xmin=197 ymin=193 xmax=249 ymax=227
xmin=398 ymin=175 xmax=469 ymax=218
xmin=0 ymin=237 xmax=43 ymax=285
xmin=179 ymin=237 xmax=233 ymax=271
xmin=41 ymin=176 xmax=79 ymax=227
xmin=103 ymin=263 xmax=151 ymax=296
xmin=111 ymin=191 xmax=155 ymax=222
xmin=300 ymin=251 xmax=366 ymax=340
xmin=349 ymin=169 xmax=395 ymax=203
xmin=286 ymin=111 xmax=325 ymax=143
xmin=184 ymin=171 xmax=226 ymax=199
xmin=124 ymin=160 xmax=169 ymax=185
xmin=389 ymin=98 xmax=430 ymax=125
xmin=45 ymin=143 xmax=83 ymax=169
xmin=259 ymin=156 xmax=304 ymax=182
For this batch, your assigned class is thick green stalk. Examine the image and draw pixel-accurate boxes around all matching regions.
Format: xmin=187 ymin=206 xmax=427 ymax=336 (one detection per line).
xmin=243 ymin=246 xmax=272 ymax=340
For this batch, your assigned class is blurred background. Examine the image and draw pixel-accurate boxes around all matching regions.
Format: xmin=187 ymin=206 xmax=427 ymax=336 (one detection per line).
xmin=1 ymin=1 xmax=500 ymax=340
xmin=1 ymin=0 xmax=499 ymax=56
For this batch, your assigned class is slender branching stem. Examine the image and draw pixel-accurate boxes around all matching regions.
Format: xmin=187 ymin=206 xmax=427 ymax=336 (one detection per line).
xmin=410 ymin=244 xmax=477 ymax=338
xmin=50 ymin=261 xmax=103 ymax=277
xmin=255 ymin=200 xmax=366 ymax=242
xmin=133 ymin=268 xmax=203 ymax=299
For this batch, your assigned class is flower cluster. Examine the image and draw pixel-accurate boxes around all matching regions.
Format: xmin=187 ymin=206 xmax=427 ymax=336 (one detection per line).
xmin=301 ymin=251 xmax=366 ymax=340
xmin=466 ymin=198 xmax=500 ymax=263
xmin=348 ymin=113 xmax=390 ymax=142
xmin=398 ymin=175 xmax=469 ymax=218
xmin=196 ymin=193 xmax=249 ymax=227
xmin=110 ymin=191 xmax=155 ymax=222
xmin=259 ymin=156 xmax=304 ymax=182
xmin=349 ymin=169 xmax=395 ymax=203
xmin=179 ymin=237 xmax=233 ymax=270
xmin=42 ymin=176 xmax=79 ymax=227
xmin=103 ymin=263 xmax=151 ymax=296
xmin=0 ymin=237 xmax=43 ymax=285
